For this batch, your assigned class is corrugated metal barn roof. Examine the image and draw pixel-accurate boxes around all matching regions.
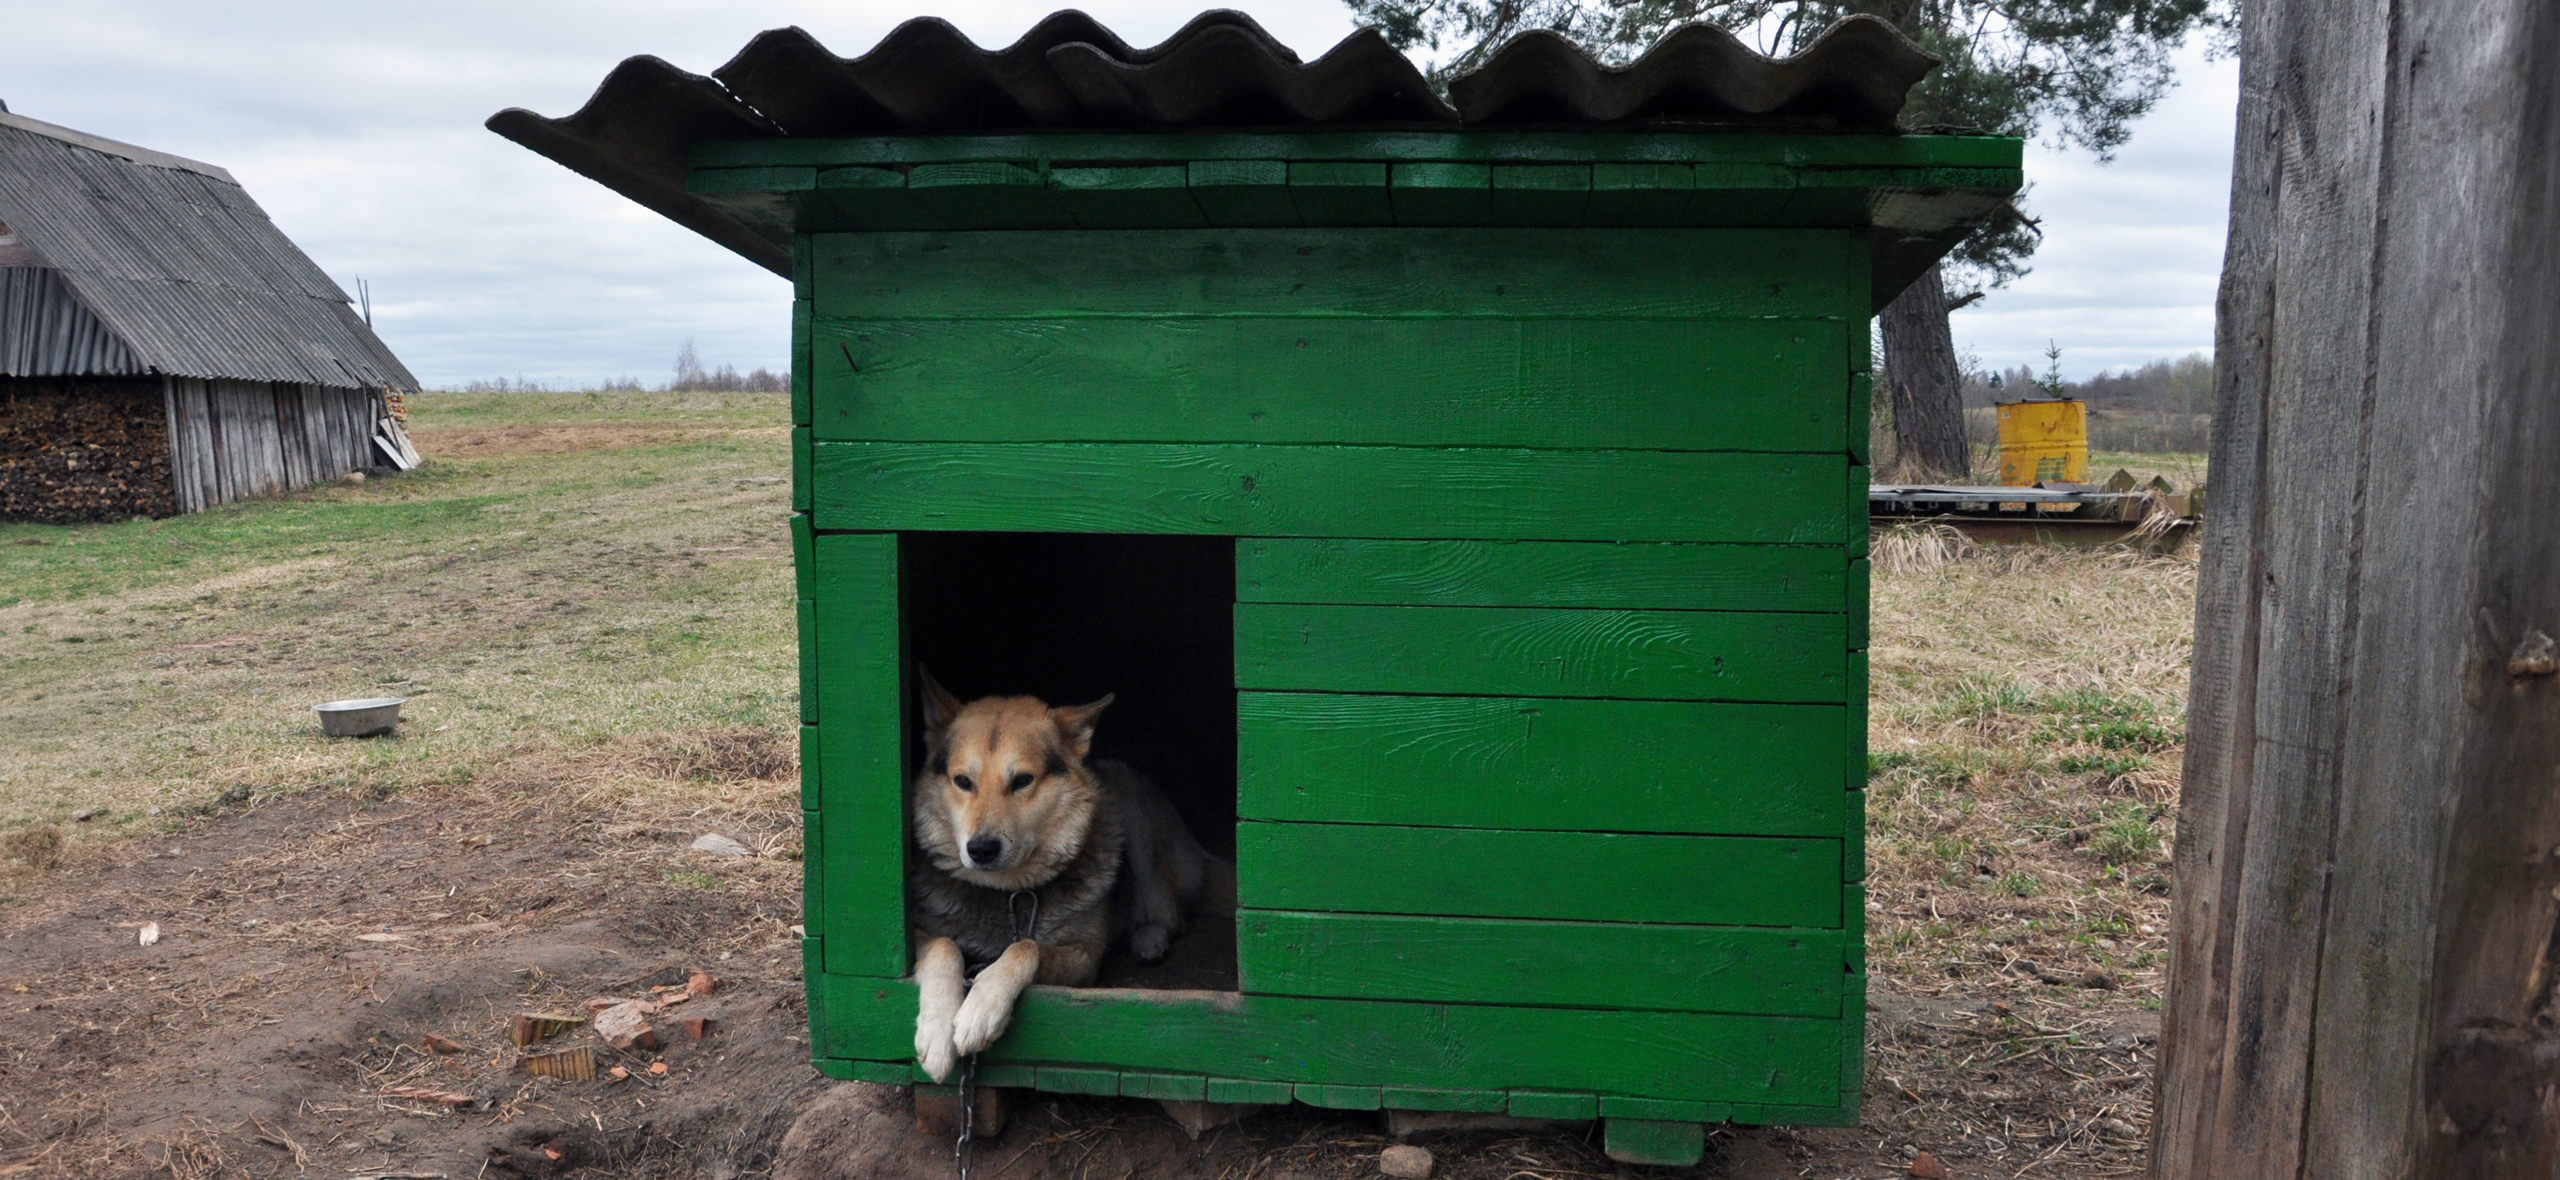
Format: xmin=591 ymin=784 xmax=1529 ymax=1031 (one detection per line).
xmin=489 ymin=10 xmax=1940 ymax=276
xmin=0 ymin=110 xmax=418 ymax=389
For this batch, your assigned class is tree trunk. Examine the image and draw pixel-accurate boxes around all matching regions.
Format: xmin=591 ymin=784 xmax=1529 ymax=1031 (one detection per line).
xmin=1876 ymin=261 xmax=1969 ymax=481
xmin=2151 ymin=0 xmax=2560 ymax=1176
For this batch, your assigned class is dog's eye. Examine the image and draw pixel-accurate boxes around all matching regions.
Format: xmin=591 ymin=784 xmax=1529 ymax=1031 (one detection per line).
xmin=1007 ymin=772 xmax=1035 ymax=793
xmin=952 ymin=774 xmax=975 ymax=793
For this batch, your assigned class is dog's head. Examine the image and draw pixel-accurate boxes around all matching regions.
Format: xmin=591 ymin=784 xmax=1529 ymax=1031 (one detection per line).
xmin=910 ymin=670 xmax=1111 ymax=892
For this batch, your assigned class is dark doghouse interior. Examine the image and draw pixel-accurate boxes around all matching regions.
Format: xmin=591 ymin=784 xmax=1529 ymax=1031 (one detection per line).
xmin=901 ymin=532 xmax=1238 ymax=991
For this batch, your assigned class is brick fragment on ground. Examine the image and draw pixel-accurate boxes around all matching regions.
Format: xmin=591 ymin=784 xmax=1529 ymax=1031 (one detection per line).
xmin=593 ymin=1000 xmax=658 ymax=1050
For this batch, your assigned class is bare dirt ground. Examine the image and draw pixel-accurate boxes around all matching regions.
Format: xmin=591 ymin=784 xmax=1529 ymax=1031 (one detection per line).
xmin=0 ymin=781 xmax=2162 ymax=1180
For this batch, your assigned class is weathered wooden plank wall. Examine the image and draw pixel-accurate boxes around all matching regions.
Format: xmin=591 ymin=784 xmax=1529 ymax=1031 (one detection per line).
xmin=2153 ymin=0 xmax=2560 ymax=1175
xmin=161 ymin=378 xmax=380 ymax=513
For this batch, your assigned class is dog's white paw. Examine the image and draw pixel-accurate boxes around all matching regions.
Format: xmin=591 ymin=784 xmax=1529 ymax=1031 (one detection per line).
xmin=1130 ymin=925 xmax=1171 ymax=962
xmin=916 ymin=1014 xmax=958 ymax=1082
xmin=950 ymin=991 xmax=1015 ymax=1056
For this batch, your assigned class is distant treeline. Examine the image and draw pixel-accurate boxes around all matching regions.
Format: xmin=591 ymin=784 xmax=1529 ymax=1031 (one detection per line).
xmin=446 ymin=338 xmax=787 ymax=395
xmin=1871 ymin=352 xmax=2214 ymax=477
xmin=1966 ymin=353 xmax=2214 ymax=455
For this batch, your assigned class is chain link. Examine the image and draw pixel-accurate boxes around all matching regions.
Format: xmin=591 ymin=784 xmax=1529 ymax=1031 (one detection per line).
xmin=954 ymin=889 xmax=1039 ymax=1178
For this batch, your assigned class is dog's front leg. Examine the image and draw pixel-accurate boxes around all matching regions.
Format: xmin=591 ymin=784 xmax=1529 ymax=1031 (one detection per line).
xmin=950 ymin=939 xmax=1040 ymax=1057
xmin=912 ymin=937 xmax=966 ymax=1082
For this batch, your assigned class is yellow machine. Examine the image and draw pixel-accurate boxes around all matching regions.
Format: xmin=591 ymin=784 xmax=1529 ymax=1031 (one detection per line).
xmin=1996 ymin=400 xmax=2088 ymax=485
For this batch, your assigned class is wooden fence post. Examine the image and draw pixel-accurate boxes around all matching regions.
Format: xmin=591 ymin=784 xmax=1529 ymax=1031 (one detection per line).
xmin=2154 ymin=0 xmax=2560 ymax=1175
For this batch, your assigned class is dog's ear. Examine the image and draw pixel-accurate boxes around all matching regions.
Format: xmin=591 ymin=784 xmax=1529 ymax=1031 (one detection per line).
xmin=1051 ymin=694 xmax=1114 ymax=760
xmin=918 ymin=668 xmax=963 ymax=737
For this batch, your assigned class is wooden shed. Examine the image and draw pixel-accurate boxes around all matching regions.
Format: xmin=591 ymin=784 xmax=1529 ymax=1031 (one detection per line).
xmin=0 ymin=108 xmax=417 ymax=523
xmin=495 ymin=12 xmax=2019 ymax=1163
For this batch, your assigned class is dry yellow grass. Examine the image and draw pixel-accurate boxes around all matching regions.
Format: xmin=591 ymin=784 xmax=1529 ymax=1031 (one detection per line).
xmin=1852 ymin=539 xmax=2198 ymax=1173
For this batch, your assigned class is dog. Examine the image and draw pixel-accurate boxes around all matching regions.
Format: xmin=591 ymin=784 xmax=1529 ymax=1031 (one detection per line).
xmin=907 ymin=671 xmax=1224 ymax=1081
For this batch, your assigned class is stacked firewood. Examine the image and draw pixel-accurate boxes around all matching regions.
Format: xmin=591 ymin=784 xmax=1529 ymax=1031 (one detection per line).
xmin=0 ymin=380 xmax=177 ymax=522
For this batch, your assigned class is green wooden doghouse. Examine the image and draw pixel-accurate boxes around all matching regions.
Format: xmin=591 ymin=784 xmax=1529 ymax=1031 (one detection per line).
xmin=495 ymin=12 xmax=2019 ymax=1164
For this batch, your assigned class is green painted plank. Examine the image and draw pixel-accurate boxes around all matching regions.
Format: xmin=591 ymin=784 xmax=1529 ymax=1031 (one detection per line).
xmin=812 ymin=442 xmax=1851 ymax=544
xmin=1237 ymin=538 xmax=1844 ymax=612
xmin=1053 ymin=166 xmax=1206 ymax=228
xmin=1186 ymin=159 xmax=1298 ymax=226
xmin=1491 ymin=164 xmax=1592 ymax=226
xmin=697 ymin=130 xmax=2025 ymax=170
xmin=800 ymin=823 xmax=821 ymax=964
xmin=791 ymin=300 xmax=813 ymax=425
xmin=1848 ymin=650 xmax=1870 ymax=774
xmin=820 ymin=165 xmax=905 ymax=188
xmin=1845 ymin=883 xmax=1865 ymax=973
xmin=977 ymin=1062 xmax=1038 ymax=1087
xmin=1037 ymin=1066 xmax=1122 ymax=1095
xmin=812 ymin=978 xmax=1840 ymax=1106
xmin=1234 ymin=604 xmax=1848 ymax=702
xmin=1236 ymin=694 xmax=1845 ymax=835
xmin=1298 ymin=1083 xmax=1383 ymax=1110
xmin=843 ymin=1059 xmax=906 ymax=1083
xmin=809 ymin=228 xmax=1854 ymax=319
xmin=809 ymin=317 xmax=1845 ymax=451
xmin=1391 ymin=162 xmax=1493 ymax=225
xmin=791 ymin=514 xmax=815 ymax=598
xmin=1848 ymin=374 xmax=1872 ymax=465
xmin=1846 ymin=234 xmax=1875 ymax=333
xmin=1119 ymin=1072 xmax=1208 ymax=1100
xmin=793 ymin=236 xmax=813 ymax=300
xmin=799 ymin=729 xmax=819 ymax=810
xmin=1237 ymin=911 xmax=1842 ymax=1016
xmin=1384 ymin=1087 xmax=1506 ymax=1113
xmin=1287 ymin=161 xmax=1393 ymax=225
xmin=1510 ymin=1091 xmax=1599 ymax=1119
xmin=1840 ymin=971 xmax=1867 ymax=1117
xmin=1586 ymin=163 xmax=1694 ymax=225
xmin=814 ymin=533 xmax=907 ymax=978
xmin=1600 ymin=1096 xmax=1726 ymax=1122
xmin=1605 ymin=1118 xmax=1706 ymax=1165
xmin=1684 ymin=162 xmax=1797 ymax=226
xmin=1750 ymin=1099 xmax=1857 ymax=1127
xmin=906 ymin=161 xmax=1075 ymax=228
xmin=796 ymin=599 xmax=817 ymax=725
xmin=1845 ymin=792 xmax=1867 ymax=884
xmin=1847 ymin=558 xmax=1870 ymax=649
xmin=814 ymin=166 xmax=943 ymax=231
xmin=791 ymin=427 xmax=811 ymax=512
xmin=1206 ymin=1078 xmax=1295 ymax=1104
xmin=687 ymin=165 xmax=815 ymax=193
xmin=1847 ymin=465 xmax=1871 ymax=555
xmin=1238 ymin=823 xmax=1842 ymax=927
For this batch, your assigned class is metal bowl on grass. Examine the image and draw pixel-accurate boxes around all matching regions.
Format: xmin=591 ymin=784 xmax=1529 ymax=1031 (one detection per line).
xmin=315 ymin=697 xmax=406 ymax=737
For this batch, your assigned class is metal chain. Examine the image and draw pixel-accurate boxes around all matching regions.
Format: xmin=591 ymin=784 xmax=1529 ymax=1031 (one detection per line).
xmin=955 ymin=890 xmax=1039 ymax=1179
xmin=954 ymin=1051 xmax=977 ymax=1180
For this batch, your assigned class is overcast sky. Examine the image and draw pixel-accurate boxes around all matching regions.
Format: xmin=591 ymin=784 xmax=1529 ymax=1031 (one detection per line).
xmin=0 ymin=2 xmax=2236 ymax=388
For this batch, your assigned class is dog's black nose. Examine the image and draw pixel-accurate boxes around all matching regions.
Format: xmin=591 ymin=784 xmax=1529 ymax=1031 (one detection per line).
xmin=964 ymin=835 xmax=1003 ymax=866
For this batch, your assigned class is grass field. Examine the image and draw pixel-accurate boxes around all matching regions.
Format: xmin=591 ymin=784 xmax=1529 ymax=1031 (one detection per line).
xmin=0 ymin=390 xmax=800 ymax=832
xmin=0 ymin=391 xmax=2206 ymax=1173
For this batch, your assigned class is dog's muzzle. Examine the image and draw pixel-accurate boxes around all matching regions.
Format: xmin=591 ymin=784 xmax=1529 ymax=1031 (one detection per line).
xmin=963 ymin=834 xmax=1004 ymax=868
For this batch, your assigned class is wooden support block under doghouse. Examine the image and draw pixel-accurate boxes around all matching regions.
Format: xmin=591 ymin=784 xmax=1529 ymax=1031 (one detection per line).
xmin=1604 ymin=1118 xmax=1709 ymax=1167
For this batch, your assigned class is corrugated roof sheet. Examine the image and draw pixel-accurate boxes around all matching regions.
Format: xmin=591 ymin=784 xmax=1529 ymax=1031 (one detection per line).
xmin=489 ymin=11 xmax=1938 ymax=276
xmin=0 ymin=111 xmax=418 ymax=389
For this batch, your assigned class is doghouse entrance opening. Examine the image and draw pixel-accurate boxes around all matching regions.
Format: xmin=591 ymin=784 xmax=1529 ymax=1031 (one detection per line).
xmin=901 ymin=532 xmax=1238 ymax=991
